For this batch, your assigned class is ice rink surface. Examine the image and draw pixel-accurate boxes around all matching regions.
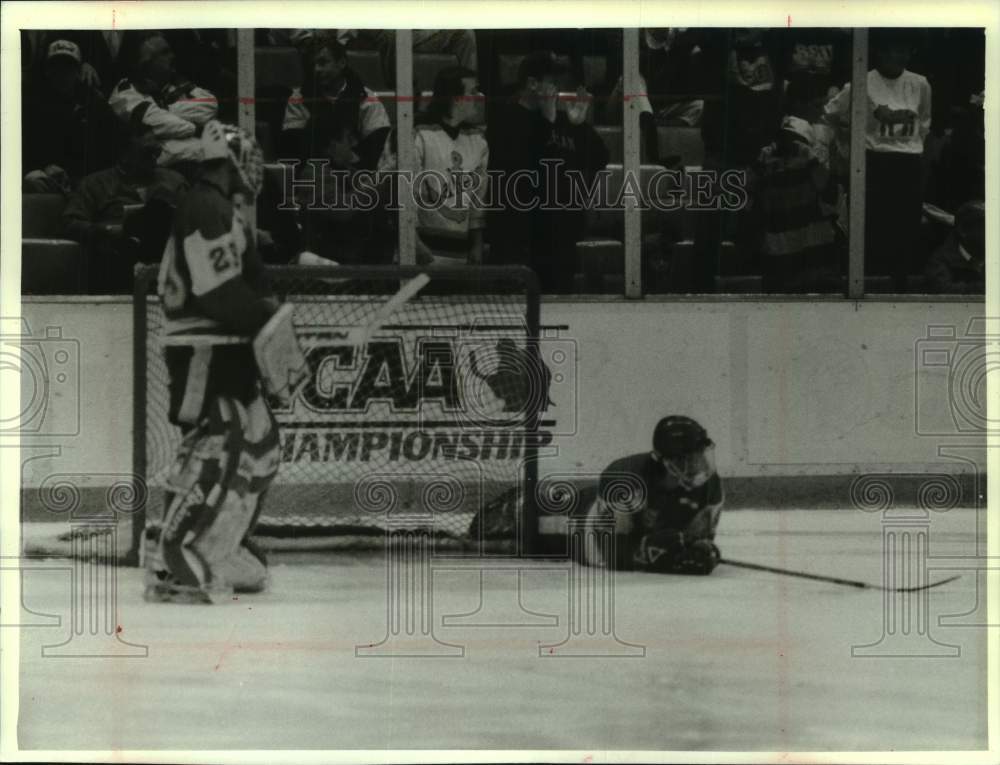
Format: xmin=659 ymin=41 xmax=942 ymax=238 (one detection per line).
xmin=17 ymin=509 xmax=989 ymax=752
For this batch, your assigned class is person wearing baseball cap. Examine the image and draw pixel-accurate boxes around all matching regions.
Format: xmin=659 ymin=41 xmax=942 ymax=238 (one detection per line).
xmin=22 ymin=39 xmax=116 ymax=192
xmin=754 ymin=112 xmax=839 ymax=293
xmin=46 ymin=39 xmax=82 ymax=64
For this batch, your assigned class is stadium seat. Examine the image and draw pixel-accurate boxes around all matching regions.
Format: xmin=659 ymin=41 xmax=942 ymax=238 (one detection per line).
xmin=22 ymin=194 xmax=67 ymax=238
xmin=715 ymin=274 xmax=763 ymax=293
xmin=377 ymin=91 xmax=397 ymax=127
xmin=864 ymin=276 xmax=896 ymax=294
xmin=413 ymin=53 xmax=458 ymax=93
xmin=554 ymin=55 xmax=574 ymax=89
xmin=582 ymin=55 xmax=608 ymax=91
xmin=257 ymin=163 xmax=295 ymax=236
xmin=575 ymin=239 xmax=623 ymax=293
xmin=595 ymin=126 xmax=623 ymax=163
xmin=643 ymin=205 xmax=696 ymax=243
xmin=254 ymin=46 xmax=303 ymax=91
xmin=498 ymin=53 xmax=524 ymax=87
xmin=657 ymin=126 xmax=705 ymax=168
xmin=585 ymin=163 xmax=679 ymax=240
xmin=256 ymin=120 xmax=275 ymax=161
xmin=21 ymin=239 xmax=87 ymax=294
xmin=644 ymin=239 xmax=697 ymax=294
xmin=605 ymin=163 xmax=671 ymax=202
xmin=348 ymin=50 xmax=386 ymax=90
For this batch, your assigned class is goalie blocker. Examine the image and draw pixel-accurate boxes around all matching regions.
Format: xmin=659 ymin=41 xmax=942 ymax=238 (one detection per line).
xmin=581 ymin=415 xmax=724 ymax=575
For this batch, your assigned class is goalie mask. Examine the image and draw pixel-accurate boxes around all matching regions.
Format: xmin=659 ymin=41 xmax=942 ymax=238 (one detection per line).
xmin=201 ymin=120 xmax=264 ymax=198
xmin=652 ymin=415 xmax=716 ymax=490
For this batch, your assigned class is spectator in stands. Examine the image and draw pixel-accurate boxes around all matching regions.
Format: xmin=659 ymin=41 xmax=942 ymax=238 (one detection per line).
xmin=607 ymin=28 xmax=716 ymax=162
xmin=487 ymin=51 xmax=608 ymax=293
xmin=773 ymin=27 xmax=851 ymax=101
xmin=268 ymin=34 xmax=395 ymax=265
xmin=752 ymin=116 xmax=840 ymax=293
xmin=924 ymin=200 xmax=985 ymax=294
xmin=413 ymin=66 xmax=489 ymax=265
xmin=109 ymin=32 xmax=219 ymax=178
xmin=33 ymin=30 xmax=144 ymax=96
xmin=63 ymin=120 xmax=188 ymax=293
xmin=700 ymin=29 xmax=782 ymax=170
xmin=22 ymin=39 xmax=117 ymax=193
xmin=280 ymin=33 xmax=391 ymax=171
xmin=695 ymin=29 xmax=783 ymax=291
xmin=159 ymin=30 xmax=237 ymax=120
xmin=783 ymin=76 xmax=843 ymax=229
xmin=929 ymin=89 xmax=985 ymax=214
xmin=825 ymin=29 xmax=932 ymax=291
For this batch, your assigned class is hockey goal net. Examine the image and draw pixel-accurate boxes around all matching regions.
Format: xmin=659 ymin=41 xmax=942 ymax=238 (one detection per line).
xmin=131 ymin=264 xmax=543 ymax=560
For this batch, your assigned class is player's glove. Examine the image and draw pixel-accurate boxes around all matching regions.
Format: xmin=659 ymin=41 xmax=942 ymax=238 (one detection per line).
xmin=677 ymin=539 xmax=721 ymax=575
xmin=633 ymin=530 xmax=686 ymax=570
xmin=633 ymin=532 xmax=720 ymax=575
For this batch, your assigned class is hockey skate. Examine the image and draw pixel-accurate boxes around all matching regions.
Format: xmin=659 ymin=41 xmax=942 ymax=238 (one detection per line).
xmin=143 ymin=575 xmax=215 ymax=604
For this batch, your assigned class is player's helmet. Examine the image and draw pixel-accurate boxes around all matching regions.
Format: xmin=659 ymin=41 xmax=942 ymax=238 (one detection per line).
xmin=653 ymin=416 xmax=711 ymax=456
xmin=200 ymin=120 xmax=264 ymax=198
xmin=652 ymin=416 xmax=715 ymax=489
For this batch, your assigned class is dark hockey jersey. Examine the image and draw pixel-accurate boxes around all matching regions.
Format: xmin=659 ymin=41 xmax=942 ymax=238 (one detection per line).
xmin=157 ymin=178 xmax=275 ymax=340
xmin=598 ymin=451 xmax=724 ymax=540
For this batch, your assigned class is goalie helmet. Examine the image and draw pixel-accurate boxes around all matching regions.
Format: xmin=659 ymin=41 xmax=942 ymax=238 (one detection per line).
xmin=200 ymin=120 xmax=264 ymax=198
xmin=652 ymin=415 xmax=715 ymax=489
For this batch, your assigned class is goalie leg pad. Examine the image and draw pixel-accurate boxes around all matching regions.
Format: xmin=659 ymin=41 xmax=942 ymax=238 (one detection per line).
xmin=152 ymin=393 xmax=280 ymax=598
xmin=218 ymin=543 xmax=270 ymax=593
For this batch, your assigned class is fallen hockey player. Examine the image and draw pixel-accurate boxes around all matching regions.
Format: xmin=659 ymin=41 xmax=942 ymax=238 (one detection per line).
xmin=581 ymin=415 xmax=724 ymax=575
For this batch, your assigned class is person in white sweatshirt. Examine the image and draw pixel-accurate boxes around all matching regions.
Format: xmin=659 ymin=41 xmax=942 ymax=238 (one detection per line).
xmin=825 ymin=29 xmax=931 ymax=291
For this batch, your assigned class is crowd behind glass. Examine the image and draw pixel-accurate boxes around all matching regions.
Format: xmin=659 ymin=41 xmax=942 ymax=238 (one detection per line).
xmin=20 ymin=27 xmax=986 ymax=296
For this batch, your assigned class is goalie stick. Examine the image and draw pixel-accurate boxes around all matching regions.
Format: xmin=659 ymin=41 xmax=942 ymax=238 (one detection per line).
xmin=162 ymin=273 xmax=431 ymax=349
xmin=720 ymin=558 xmax=960 ymax=592
xmin=161 ymin=273 xmax=431 ymax=404
xmin=337 ymin=272 xmax=431 ymax=348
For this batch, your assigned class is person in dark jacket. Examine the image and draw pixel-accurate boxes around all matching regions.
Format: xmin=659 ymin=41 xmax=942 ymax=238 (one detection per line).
xmin=487 ymin=51 xmax=609 ymax=293
xmin=267 ymin=34 xmax=396 ymax=264
xmin=63 ymin=119 xmax=188 ymax=293
xmin=279 ymin=33 xmax=391 ymax=171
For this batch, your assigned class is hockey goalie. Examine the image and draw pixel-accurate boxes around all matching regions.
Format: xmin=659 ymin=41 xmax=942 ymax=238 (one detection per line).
xmin=144 ymin=121 xmax=293 ymax=604
xmin=581 ymin=416 xmax=724 ymax=575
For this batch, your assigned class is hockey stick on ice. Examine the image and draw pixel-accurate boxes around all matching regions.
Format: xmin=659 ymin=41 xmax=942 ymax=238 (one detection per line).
xmin=720 ymin=558 xmax=960 ymax=592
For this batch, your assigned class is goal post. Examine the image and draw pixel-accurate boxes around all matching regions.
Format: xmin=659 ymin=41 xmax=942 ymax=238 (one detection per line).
xmin=131 ymin=264 xmax=543 ymax=562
